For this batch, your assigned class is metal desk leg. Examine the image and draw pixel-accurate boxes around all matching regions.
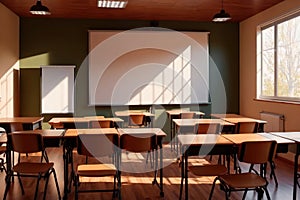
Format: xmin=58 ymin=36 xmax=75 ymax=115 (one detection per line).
xmin=293 ymin=144 xmax=299 ymax=200
xmin=185 ymin=150 xmax=188 ymax=200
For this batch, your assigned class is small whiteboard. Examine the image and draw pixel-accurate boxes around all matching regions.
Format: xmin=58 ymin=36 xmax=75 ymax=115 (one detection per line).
xmin=41 ymin=65 xmax=75 ymax=114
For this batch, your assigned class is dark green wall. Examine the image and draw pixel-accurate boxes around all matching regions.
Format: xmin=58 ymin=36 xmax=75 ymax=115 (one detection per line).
xmin=20 ymin=18 xmax=239 ymax=126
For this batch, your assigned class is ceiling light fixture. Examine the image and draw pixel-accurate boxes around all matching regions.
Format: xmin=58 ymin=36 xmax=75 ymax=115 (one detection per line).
xmin=30 ymin=0 xmax=51 ymax=15
xmin=212 ymin=0 xmax=231 ymax=22
xmin=98 ymin=0 xmax=128 ymax=9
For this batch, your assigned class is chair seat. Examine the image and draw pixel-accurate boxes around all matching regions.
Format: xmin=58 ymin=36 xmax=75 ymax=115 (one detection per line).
xmin=219 ymin=172 xmax=267 ymax=189
xmin=13 ymin=162 xmax=54 ymax=174
xmin=189 ymin=165 xmax=227 ymax=176
xmin=77 ymin=164 xmax=116 ymax=177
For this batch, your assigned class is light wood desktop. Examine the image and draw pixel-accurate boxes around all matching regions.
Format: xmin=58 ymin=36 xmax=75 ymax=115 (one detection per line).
xmin=0 ymin=117 xmax=44 ymax=132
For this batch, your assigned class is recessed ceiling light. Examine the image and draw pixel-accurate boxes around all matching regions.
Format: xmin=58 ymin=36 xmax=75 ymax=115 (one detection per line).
xmin=98 ymin=0 xmax=128 ymax=9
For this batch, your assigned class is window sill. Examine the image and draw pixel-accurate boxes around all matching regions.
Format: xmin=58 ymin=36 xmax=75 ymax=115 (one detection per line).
xmin=254 ymin=98 xmax=300 ymax=105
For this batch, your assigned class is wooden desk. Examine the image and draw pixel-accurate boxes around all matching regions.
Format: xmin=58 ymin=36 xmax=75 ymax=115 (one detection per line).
xmin=84 ymin=116 xmax=124 ymax=128
xmin=221 ymin=117 xmax=267 ymax=132
xmin=48 ymin=117 xmax=89 ymax=129
xmin=0 ymin=117 xmax=44 ymax=132
xmin=115 ymin=111 xmax=155 ymax=127
xmin=269 ymin=132 xmax=300 ymax=200
xmin=210 ymin=113 xmax=242 ymax=118
xmin=49 ymin=117 xmax=124 ymax=129
xmin=166 ymin=110 xmax=205 ymax=148
xmin=118 ymin=128 xmax=166 ymax=197
xmin=172 ymin=119 xmax=235 ymax=153
xmin=177 ymin=134 xmax=234 ymax=200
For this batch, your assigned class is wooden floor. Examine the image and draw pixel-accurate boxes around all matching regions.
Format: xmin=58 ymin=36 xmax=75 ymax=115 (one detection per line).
xmin=0 ymin=145 xmax=299 ymax=200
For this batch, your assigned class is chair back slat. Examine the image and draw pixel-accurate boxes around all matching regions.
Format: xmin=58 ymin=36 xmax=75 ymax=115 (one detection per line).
xmin=238 ymin=141 xmax=276 ymax=164
xmin=77 ymin=134 xmax=117 ymax=157
xmin=89 ymin=120 xmax=113 ymax=128
xmin=120 ymin=133 xmax=155 ymax=152
xmin=236 ymin=122 xmax=258 ymax=133
xmin=129 ymin=114 xmax=145 ymax=127
xmin=9 ymin=132 xmax=43 ymax=153
xmin=195 ymin=123 xmax=221 ymax=134
xmin=179 ymin=112 xmax=195 ymax=119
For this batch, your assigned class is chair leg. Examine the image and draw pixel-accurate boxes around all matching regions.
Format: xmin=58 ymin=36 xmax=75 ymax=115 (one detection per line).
xmin=242 ymin=189 xmax=248 ymax=200
xmin=270 ymin=161 xmax=278 ymax=187
xmin=43 ymin=174 xmax=50 ymax=200
xmin=34 ymin=175 xmax=42 ymax=200
xmin=208 ymin=177 xmax=218 ymax=200
xmin=74 ymin=175 xmax=79 ymax=200
xmin=51 ymin=169 xmax=61 ymax=200
xmin=3 ymin=173 xmax=12 ymax=200
xmin=17 ymin=173 xmax=25 ymax=195
xmin=263 ymin=186 xmax=271 ymax=200
xmin=179 ymin=174 xmax=184 ymax=200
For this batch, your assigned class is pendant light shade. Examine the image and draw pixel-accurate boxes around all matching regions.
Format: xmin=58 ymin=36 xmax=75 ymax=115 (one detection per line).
xmin=212 ymin=0 xmax=231 ymax=22
xmin=30 ymin=0 xmax=51 ymax=15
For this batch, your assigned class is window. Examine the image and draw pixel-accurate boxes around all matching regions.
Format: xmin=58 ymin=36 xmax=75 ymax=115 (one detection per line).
xmin=257 ymin=12 xmax=300 ymax=102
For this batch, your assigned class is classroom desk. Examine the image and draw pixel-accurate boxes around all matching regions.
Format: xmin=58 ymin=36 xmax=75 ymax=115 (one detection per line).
xmin=210 ymin=113 xmax=242 ymax=118
xmin=177 ymin=134 xmax=234 ymax=200
xmin=84 ymin=116 xmax=124 ymax=128
xmin=269 ymin=132 xmax=300 ymax=200
xmin=49 ymin=117 xmax=123 ymax=129
xmin=173 ymin=118 xmax=235 ymax=152
xmin=115 ymin=111 xmax=155 ymax=127
xmin=221 ymin=117 xmax=267 ymax=132
xmin=166 ymin=110 xmax=205 ymax=148
xmin=0 ymin=117 xmax=44 ymax=132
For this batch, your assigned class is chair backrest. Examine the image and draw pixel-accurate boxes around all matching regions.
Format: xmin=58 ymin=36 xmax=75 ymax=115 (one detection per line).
xmin=63 ymin=122 xmax=88 ymax=129
xmin=10 ymin=123 xmax=23 ymax=132
xmin=120 ymin=133 xmax=156 ymax=153
xmin=236 ymin=122 xmax=258 ymax=133
xmin=128 ymin=114 xmax=145 ymax=127
xmin=179 ymin=112 xmax=195 ymax=119
xmin=89 ymin=120 xmax=113 ymax=128
xmin=238 ymin=140 xmax=277 ymax=164
xmin=8 ymin=132 xmax=43 ymax=154
xmin=194 ymin=123 xmax=221 ymax=134
xmin=77 ymin=134 xmax=118 ymax=158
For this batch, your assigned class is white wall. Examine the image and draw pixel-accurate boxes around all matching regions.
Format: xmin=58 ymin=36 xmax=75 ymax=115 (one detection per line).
xmin=240 ymin=0 xmax=300 ymax=131
xmin=0 ymin=3 xmax=20 ymax=117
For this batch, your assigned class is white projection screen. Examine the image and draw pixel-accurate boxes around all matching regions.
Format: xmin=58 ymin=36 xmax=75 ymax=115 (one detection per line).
xmin=88 ymin=29 xmax=209 ymax=106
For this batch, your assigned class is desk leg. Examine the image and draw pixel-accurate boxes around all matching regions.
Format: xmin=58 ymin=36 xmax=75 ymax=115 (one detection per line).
xmin=184 ymin=151 xmax=188 ymax=200
xmin=63 ymin=145 xmax=68 ymax=200
xmin=293 ymin=144 xmax=299 ymax=200
xmin=159 ymin=143 xmax=164 ymax=197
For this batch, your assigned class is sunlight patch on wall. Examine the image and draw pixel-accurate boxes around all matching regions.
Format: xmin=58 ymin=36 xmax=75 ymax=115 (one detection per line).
xmin=20 ymin=53 xmax=50 ymax=68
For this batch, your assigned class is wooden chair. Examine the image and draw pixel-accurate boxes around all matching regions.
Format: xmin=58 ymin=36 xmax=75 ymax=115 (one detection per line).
xmin=4 ymin=132 xmax=61 ymax=200
xmin=128 ymin=114 xmax=146 ymax=127
xmin=89 ymin=119 xmax=113 ymax=128
xmin=179 ymin=112 xmax=195 ymax=119
xmin=209 ymin=140 xmax=277 ymax=200
xmin=74 ymin=133 xmax=121 ymax=200
xmin=235 ymin=121 xmax=258 ymax=133
xmin=120 ymin=132 xmax=157 ymax=173
xmin=194 ymin=123 xmax=221 ymax=134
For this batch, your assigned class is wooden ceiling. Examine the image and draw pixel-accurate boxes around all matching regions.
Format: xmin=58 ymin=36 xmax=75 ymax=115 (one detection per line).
xmin=1 ymin=0 xmax=285 ymax=22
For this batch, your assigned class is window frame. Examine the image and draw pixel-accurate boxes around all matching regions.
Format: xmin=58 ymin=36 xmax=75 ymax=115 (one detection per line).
xmin=257 ymin=11 xmax=300 ymax=103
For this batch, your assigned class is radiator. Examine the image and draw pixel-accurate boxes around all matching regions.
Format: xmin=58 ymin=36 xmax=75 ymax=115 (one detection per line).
xmin=260 ymin=111 xmax=285 ymax=132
